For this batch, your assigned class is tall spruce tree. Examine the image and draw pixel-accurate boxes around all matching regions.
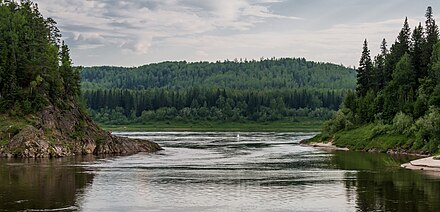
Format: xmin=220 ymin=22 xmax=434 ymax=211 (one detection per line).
xmin=384 ymin=18 xmax=412 ymax=85
xmin=356 ymin=39 xmax=373 ymax=96
xmin=374 ymin=38 xmax=388 ymax=90
xmin=423 ymin=6 xmax=439 ymax=79
xmin=411 ymin=23 xmax=426 ymax=83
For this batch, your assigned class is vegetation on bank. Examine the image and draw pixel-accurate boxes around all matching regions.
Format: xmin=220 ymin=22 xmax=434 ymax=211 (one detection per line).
xmin=0 ymin=1 xmax=159 ymax=158
xmin=100 ymin=118 xmax=323 ymax=132
xmin=316 ymin=7 xmax=440 ymax=154
xmin=0 ymin=1 xmax=82 ymax=115
xmin=0 ymin=0 xmax=84 ymax=143
xmin=81 ymin=58 xmax=356 ymax=125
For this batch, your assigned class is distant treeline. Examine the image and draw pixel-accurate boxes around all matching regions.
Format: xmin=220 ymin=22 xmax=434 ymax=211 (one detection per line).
xmin=81 ymin=58 xmax=356 ymax=124
xmin=83 ymin=88 xmax=347 ymax=124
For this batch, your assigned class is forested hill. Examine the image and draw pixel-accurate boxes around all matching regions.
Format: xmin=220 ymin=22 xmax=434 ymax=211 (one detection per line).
xmin=319 ymin=7 xmax=440 ymax=154
xmin=81 ymin=58 xmax=356 ymax=90
xmin=81 ymin=59 xmax=356 ymax=125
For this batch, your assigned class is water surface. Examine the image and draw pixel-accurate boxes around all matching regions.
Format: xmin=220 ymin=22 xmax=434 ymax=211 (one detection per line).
xmin=1 ymin=132 xmax=440 ymax=211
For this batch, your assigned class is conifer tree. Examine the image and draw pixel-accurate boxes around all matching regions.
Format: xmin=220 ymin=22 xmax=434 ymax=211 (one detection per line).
xmin=356 ymin=39 xmax=373 ymax=96
xmin=374 ymin=39 xmax=388 ymax=90
xmin=411 ymin=23 xmax=426 ymax=82
xmin=423 ymin=6 xmax=439 ymax=78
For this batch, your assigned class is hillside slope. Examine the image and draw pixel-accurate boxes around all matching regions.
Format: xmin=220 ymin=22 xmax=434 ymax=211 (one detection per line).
xmin=0 ymin=1 xmax=161 ymax=157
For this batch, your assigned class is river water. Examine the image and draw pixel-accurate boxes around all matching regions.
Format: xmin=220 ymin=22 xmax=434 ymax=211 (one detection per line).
xmin=1 ymin=132 xmax=440 ymax=211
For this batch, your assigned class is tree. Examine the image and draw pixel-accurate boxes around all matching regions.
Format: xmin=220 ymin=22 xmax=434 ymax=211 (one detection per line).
xmin=356 ymin=39 xmax=373 ymax=96
xmin=429 ymin=41 xmax=440 ymax=82
xmin=384 ymin=18 xmax=412 ymax=85
xmin=373 ymin=39 xmax=388 ymax=90
xmin=423 ymin=6 xmax=439 ymax=79
xmin=0 ymin=0 xmax=81 ymax=113
xmin=411 ymin=23 xmax=426 ymax=82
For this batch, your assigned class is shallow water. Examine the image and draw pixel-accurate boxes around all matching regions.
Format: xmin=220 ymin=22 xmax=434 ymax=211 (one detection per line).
xmin=1 ymin=132 xmax=440 ymax=211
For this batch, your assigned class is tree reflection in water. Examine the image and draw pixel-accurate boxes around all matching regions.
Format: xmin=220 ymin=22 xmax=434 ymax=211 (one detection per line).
xmin=0 ymin=156 xmax=95 ymax=211
xmin=331 ymin=151 xmax=440 ymax=212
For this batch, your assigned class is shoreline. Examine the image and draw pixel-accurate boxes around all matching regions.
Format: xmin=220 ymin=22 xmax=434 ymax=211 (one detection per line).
xmin=300 ymin=141 xmax=349 ymax=151
xmin=302 ymin=138 xmax=440 ymax=172
xmin=401 ymin=157 xmax=440 ymax=172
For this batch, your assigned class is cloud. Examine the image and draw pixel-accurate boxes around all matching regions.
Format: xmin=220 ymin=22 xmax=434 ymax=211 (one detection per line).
xmin=34 ymin=0 xmax=437 ymax=67
xmin=37 ymin=0 xmax=301 ymax=55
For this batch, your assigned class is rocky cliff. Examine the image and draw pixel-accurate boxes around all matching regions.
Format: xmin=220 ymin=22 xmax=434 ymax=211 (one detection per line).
xmin=0 ymin=105 xmax=162 ymax=158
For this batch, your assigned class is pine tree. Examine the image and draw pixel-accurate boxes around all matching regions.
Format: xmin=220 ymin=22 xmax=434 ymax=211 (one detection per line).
xmin=356 ymin=39 xmax=373 ymax=96
xmin=411 ymin=23 xmax=426 ymax=82
xmin=385 ymin=18 xmax=412 ymax=86
xmin=374 ymin=38 xmax=388 ymax=90
xmin=423 ymin=6 xmax=439 ymax=78
xmin=429 ymin=41 xmax=440 ymax=82
xmin=398 ymin=17 xmax=412 ymax=54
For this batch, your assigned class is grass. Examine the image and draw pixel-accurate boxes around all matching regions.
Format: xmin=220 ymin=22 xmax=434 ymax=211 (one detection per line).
xmin=0 ymin=115 xmax=30 ymax=141
xmin=306 ymin=124 xmax=417 ymax=153
xmin=0 ymin=139 xmax=8 ymax=146
xmin=99 ymin=118 xmax=324 ymax=132
xmin=333 ymin=124 xmax=409 ymax=151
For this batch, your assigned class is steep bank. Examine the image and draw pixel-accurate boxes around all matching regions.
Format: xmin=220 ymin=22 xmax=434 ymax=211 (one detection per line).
xmin=0 ymin=105 xmax=162 ymax=158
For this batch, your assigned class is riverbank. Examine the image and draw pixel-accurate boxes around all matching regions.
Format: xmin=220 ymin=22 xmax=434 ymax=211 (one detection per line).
xmin=99 ymin=119 xmax=323 ymax=132
xmin=307 ymin=124 xmax=433 ymax=156
xmin=401 ymin=157 xmax=440 ymax=171
xmin=0 ymin=106 xmax=162 ymax=158
xmin=304 ymin=126 xmax=440 ymax=172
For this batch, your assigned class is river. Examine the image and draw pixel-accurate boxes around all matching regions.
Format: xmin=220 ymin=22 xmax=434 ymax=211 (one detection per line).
xmin=1 ymin=132 xmax=440 ymax=211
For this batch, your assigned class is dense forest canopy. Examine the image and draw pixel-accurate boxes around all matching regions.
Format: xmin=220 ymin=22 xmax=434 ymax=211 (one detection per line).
xmin=81 ymin=59 xmax=356 ymax=124
xmin=324 ymin=6 xmax=440 ymax=153
xmin=0 ymin=0 xmax=81 ymax=114
xmin=82 ymin=59 xmax=355 ymax=90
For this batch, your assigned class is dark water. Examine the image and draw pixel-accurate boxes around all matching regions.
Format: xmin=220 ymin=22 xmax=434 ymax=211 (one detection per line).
xmin=1 ymin=132 xmax=440 ymax=211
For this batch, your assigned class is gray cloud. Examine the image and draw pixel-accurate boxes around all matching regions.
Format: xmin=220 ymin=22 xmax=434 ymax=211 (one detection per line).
xmin=35 ymin=0 xmax=440 ymax=67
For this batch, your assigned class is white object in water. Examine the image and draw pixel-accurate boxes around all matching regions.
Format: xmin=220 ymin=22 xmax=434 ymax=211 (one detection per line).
xmin=237 ymin=134 xmax=240 ymax=141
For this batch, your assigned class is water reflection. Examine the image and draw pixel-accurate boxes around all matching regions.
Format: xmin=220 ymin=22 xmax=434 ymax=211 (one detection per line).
xmin=0 ymin=156 xmax=95 ymax=211
xmin=1 ymin=132 xmax=440 ymax=211
xmin=331 ymin=151 xmax=440 ymax=212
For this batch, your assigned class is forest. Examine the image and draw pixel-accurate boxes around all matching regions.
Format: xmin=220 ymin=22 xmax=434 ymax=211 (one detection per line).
xmin=81 ymin=59 xmax=356 ymax=125
xmin=321 ymin=7 xmax=440 ymax=153
xmin=0 ymin=0 xmax=81 ymax=115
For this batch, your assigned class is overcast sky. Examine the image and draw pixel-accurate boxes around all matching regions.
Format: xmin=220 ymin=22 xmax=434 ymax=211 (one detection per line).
xmin=35 ymin=0 xmax=440 ymax=67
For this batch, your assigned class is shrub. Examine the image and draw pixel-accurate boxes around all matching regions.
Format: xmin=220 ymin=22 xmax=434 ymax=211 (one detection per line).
xmin=323 ymin=110 xmax=352 ymax=134
xmin=392 ymin=112 xmax=413 ymax=135
xmin=369 ymin=122 xmax=392 ymax=140
xmin=413 ymin=108 xmax=440 ymax=152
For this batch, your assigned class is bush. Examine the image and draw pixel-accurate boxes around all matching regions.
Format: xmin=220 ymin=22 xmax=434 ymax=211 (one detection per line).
xmin=392 ymin=112 xmax=413 ymax=135
xmin=413 ymin=108 xmax=440 ymax=152
xmin=323 ymin=110 xmax=352 ymax=134
xmin=369 ymin=122 xmax=392 ymax=140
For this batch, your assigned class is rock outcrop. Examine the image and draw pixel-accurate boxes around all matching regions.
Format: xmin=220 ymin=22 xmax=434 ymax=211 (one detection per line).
xmin=0 ymin=105 xmax=162 ymax=158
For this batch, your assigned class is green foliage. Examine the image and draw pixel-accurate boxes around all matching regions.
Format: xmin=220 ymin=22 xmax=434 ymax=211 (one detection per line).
xmin=413 ymin=108 xmax=440 ymax=151
xmin=81 ymin=58 xmax=355 ymax=124
xmin=81 ymin=58 xmax=355 ymax=90
xmin=0 ymin=1 xmax=81 ymax=115
xmin=323 ymin=7 xmax=440 ymax=153
xmin=392 ymin=112 xmax=413 ymax=135
xmin=323 ymin=109 xmax=353 ymax=134
xmin=356 ymin=39 xmax=373 ymax=96
xmin=369 ymin=122 xmax=393 ymax=140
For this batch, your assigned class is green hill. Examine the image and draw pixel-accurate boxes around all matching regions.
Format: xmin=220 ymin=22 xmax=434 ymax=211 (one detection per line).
xmin=80 ymin=59 xmax=356 ymax=127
